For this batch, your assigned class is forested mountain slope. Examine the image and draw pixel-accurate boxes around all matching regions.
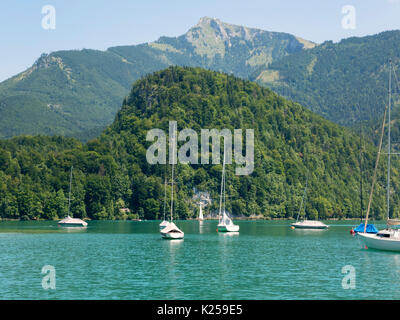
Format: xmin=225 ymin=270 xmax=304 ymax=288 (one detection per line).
xmin=255 ymin=31 xmax=400 ymax=126
xmin=0 ymin=67 xmax=397 ymax=221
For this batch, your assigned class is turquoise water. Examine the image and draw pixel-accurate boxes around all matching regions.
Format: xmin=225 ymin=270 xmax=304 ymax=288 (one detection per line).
xmin=0 ymin=220 xmax=399 ymax=300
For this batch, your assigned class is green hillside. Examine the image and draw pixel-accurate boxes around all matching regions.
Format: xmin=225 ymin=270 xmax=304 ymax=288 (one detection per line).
xmin=0 ymin=67 xmax=397 ymax=221
xmin=0 ymin=17 xmax=313 ymax=139
xmin=255 ymin=30 xmax=400 ymax=126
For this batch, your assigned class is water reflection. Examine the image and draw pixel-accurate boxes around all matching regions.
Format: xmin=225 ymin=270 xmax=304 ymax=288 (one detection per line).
xmin=218 ymin=232 xmax=239 ymax=237
xmin=167 ymin=239 xmax=184 ymax=246
xmin=393 ymin=254 xmax=400 ymax=269
xmin=198 ymin=220 xmax=205 ymax=234
xmin=58 ymin=226 xmax=88 ymax=233
xmin=291 ymin=228 xmax=327 ymax=236
xmin=164 ymin=238 xmax=183 ymax=298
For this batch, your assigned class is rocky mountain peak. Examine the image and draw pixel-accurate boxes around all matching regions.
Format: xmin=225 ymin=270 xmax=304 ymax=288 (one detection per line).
xmin=184 ymin=17 xmax=260 ymax=58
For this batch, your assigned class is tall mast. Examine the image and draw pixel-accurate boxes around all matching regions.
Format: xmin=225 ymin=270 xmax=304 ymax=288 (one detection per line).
xmin=163 ymin=174 xmax=167 ymax=221
xmin=219 ymin=146 xmax=226 ymax=220
xmin=170 ymin=139 xmax=175 ymax=222
xmin=296 ymin=170 xmax=309 ymax=222
xmin=387 ymin=59 xmax=392 ymax=221
xmin=363 ymin=105 xmax=387 ymax=232
xmin=223 ymin=159 xmax=226 ymax=215
xmin=359 ymin=105 xmax=364 ymax=220
xmin=68 ymin=166 xmax=73 ymax=217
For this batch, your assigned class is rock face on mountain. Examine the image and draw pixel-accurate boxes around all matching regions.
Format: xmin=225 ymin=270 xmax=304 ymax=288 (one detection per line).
xmin=0 ymin=17 xmax=314 ymax=139
xmin=152 ymin=16 xmax=315 ymax=78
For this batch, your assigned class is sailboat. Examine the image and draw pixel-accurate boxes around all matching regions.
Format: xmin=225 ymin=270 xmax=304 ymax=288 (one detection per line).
xmin=159 ymin=176 xmax=169 ymax=230
xmin=358 ymin=60 xmax=400 ymax=251
xmin=198 ymin=201 xmax=204 ymax=221
xmin=58 ymin=166 xmax=88 ymax=228
xmin=160 ymin=134 xmax=184 ymax=240
xmin=217 ymin=148 xmax=239 ymax=233
xmin=291 ymin=170 xmax=328 ymax=230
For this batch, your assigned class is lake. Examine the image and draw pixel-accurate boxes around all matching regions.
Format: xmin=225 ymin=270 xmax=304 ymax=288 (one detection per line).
xmin=0 ymin=220 xmax=399 ymax=300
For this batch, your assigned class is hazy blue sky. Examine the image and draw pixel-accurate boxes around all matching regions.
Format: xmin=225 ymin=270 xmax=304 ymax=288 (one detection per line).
xmin=1 ymin=0 xmax=400 ymax=81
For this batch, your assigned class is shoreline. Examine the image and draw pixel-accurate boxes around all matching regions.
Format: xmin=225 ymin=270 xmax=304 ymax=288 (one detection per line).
xmin=0 ymin=217 xmax=375 ymax=222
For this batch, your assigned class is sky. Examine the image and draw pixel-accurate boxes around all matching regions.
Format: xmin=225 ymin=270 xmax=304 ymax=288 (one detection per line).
xmin=0 ymin=0 xmax=400 ymax=82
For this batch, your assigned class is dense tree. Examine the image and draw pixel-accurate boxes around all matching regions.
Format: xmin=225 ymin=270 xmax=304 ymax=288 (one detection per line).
xmin=0 ymin=67 xmax=398 ymax=221
xmin=256 ymin=31 xmax=400 ymax=130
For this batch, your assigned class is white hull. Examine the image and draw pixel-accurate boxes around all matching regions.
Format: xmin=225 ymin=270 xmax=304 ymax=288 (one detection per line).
xmin=58 ymin=216 xmax=87 ymax=228
xmin=291 ymin=220 xmax=328 ymax=229
xmin=358 ymin=231 xmax=400 ymax=252
xmin=217 ymin=223 xmax=239 ymax=232
xmin=161 ymin=232 xmax=184 ymax=240
xmin=291 ymin=224 xmax=328 ymax=230
xmin=160 ymin=222 xmax=184 ymax=239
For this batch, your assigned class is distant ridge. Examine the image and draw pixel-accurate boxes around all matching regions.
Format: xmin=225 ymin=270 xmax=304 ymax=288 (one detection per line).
xmin=0 ymin=17 xmax=313 ymax=139
xmin=254 ymin=30 xmax=400 ymax=127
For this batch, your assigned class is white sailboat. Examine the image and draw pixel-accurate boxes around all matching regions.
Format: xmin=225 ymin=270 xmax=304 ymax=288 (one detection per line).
xmin=160 ymin=133 xmax=184 ymax=240
xmin=358 ymin=60 xmax=400 ymax=251
xmin=58 ymin=166 xmax=88 ymax=228
xmin=160 ymin=221 xmax=184 ymax=240
xmin=159 ymin=176 xmax=169 ymax=230
xmin=291 ymin=171 xmax=328 ymax=230
xmin=217 ymin=149 xmax=239 ymax=233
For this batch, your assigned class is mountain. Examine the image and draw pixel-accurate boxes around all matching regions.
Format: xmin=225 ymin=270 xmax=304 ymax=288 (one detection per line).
xmin=0 ymin=67 xmax=397 ymax=221
xmin=254 ymin=30 xmax=400 ymax=126
xmin=0 ymin=17 xmax=314 ymax=140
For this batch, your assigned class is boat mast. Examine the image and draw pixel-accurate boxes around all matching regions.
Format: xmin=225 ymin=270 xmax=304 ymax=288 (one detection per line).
xmin=223 ymin=159 xmax=226 ymax=215
xmin=219 ymin=146 xmax=226 ymax=221
xmin=170 ymin=138 xmax=175 ymax=222
xmin=387 ymin=59 xmax=392 ymax=222
xmin=163 ymin=173 xmax=167 ymax=221
xmin=363 ymin=105 xmax=387 ymax=232
xmin=68 ymin=166 xmax=73 ymax=217
xmin=359 ymin=105 xmax=364 ymax=220
xmin=296 ymin=170 xmax=309 ymax=222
